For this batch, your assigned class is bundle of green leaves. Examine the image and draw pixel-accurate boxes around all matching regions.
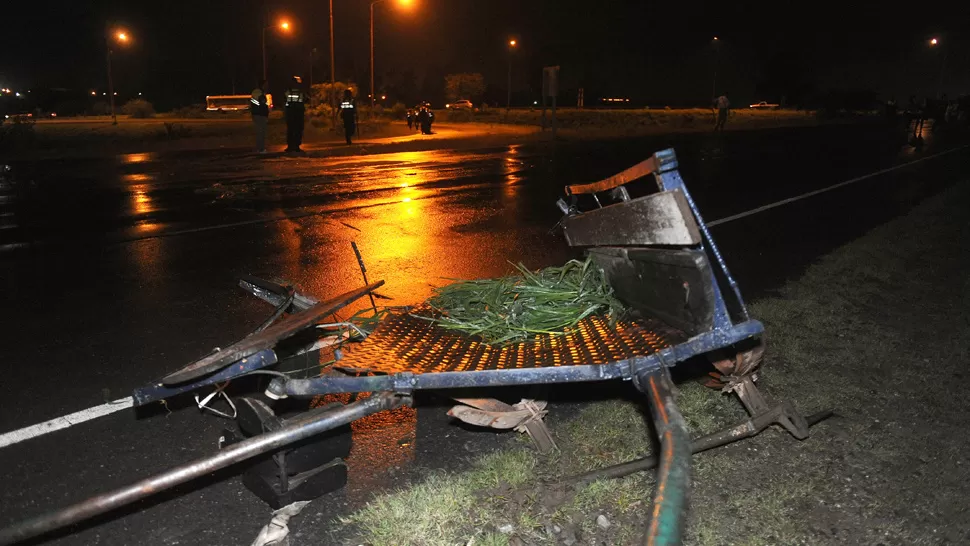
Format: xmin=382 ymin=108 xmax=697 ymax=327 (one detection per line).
xmin=424 ymin=258 xmax=624 ymax=345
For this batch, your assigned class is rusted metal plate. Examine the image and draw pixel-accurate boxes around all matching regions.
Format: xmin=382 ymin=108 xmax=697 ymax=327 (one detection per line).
xmin=162 ymin=281 xmax=384 ymax=385
xmin=335 ymin=307 xmax=682 ymax=376
xmin=589 ymin=247 xmax=715 ymax=335
xmin=562 ymin=190 xmax=701 ymax=247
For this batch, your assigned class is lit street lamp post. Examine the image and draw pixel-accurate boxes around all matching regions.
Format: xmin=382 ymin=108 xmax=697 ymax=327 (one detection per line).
xmin=370 ymin=0 xmax=412 ymax=111
xmin=929 ymin=37 xmax=947 ymax=99
xmin=507 ymin=39 xmax=517 ymax=111
xmin=711 ymin=36 xmax=720 ymax=103
xmin=262 ymin=20 xmax=292 ymax=83
xmin=106 ymin=29 xmax=130 ymax=125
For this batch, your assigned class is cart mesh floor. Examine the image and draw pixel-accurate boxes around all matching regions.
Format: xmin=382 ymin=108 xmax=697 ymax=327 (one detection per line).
xmin=336 ymin=308 xmax=684 ymax=375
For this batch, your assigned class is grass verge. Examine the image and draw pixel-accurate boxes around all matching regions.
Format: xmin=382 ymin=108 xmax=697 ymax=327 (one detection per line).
xmin=337 ymin=180 xmax=970 ymax=546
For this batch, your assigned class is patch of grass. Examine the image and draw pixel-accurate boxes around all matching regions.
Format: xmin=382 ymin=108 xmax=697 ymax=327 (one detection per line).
xmin=342 ymin=450 xmax=537 ymax=546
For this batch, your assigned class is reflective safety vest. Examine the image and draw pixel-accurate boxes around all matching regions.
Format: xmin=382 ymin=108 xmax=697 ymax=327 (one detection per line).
xmin=340 ymin=100 xmax=355 ymax=110
xmin=285 ymin=89 xmax=305 ymax=106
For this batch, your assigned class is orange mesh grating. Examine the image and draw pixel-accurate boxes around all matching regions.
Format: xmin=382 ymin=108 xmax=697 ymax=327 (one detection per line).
xmin=336 ymin=308 xmax=684 ymax=375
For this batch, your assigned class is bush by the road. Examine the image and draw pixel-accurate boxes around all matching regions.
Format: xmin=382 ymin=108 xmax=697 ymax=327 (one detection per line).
xmin=390 ymin=102 xmax=407 ymax=120
xmin=122 ymin=99 xmax=156 ymax=119
xmin=437 ymin=107 xmax=826 ymax=135
xmin=171 ymin=104 xmax=207 ymax=119
xmin=0 ymin=115 xmax=36 ymax=149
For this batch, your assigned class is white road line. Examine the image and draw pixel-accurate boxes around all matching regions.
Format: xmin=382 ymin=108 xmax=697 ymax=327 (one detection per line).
xmin=707 ymin=143 xmax=970 ymax=227
xmin=2 ymin=143 xmax=968 ymax=450
xmin=0 ymin=397 xmax=133 ymax=449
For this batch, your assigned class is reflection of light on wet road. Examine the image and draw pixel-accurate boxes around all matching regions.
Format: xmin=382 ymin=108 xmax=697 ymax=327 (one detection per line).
xmin=122 ymin=173 xmax=156 ymax=183
xmin=119 ymin=152 xmax=155 ymax=164
xmin=346 ymin=405 xmax=417 ymax=501
xmin=129 ymin=186 xmax=159 ymax=233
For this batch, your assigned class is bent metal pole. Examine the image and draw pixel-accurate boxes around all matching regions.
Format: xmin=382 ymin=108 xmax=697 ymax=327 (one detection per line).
xmin=0 ymin=392 xmax=407 ymax=546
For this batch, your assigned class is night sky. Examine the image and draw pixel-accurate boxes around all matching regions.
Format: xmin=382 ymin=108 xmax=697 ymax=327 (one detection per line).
xmin=0 ymin=0 xmax=964 ymax=110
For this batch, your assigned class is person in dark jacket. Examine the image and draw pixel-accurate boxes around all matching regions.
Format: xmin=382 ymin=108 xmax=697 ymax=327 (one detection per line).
xmin=284 ymin=76 xmax=307 ymax=152
xmin=417 ymin=102 xmax=434 ymax=134
xmin=339 ymin=89 xmax=358 ymax=144
xmin=250 ymin=79 xmax=270 ymax=153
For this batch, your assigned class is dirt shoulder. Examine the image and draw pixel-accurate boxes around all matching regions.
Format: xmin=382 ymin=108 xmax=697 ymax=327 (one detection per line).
xmin=335 ymin=181 xmax=970 ymax=546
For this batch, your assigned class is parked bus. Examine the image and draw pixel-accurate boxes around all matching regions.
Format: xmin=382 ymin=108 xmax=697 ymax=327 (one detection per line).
xmin=205 ymin=94 xmax=273 ymax=112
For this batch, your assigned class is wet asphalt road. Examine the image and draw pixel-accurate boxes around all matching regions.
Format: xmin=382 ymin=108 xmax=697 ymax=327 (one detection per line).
xmin=1 ymin=121 xmax=969 ymax=545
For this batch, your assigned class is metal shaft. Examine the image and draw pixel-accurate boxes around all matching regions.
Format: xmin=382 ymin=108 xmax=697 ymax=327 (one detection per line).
xmin=637 ymin=368 xmax=691 ymax=546
xmin=0 ymin=392 xmax=405 ymax=546
xmin=566 ymin=409 xmax=833 ymax=486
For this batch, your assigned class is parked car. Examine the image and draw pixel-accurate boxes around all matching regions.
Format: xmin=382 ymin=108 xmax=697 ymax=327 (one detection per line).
xmin=749 ymin=101 xmax=780 ymax=109
xmin=445 ymin=99 xmax=473 ymax=110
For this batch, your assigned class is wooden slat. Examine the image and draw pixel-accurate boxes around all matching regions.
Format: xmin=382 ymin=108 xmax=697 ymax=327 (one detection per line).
xmin=162 ymin=281 xmax=384 ymax=385
xmin=565 ymin=156 xmax=659 ymax=196
xmin=562 ymin=190 xmax=701 ymax=247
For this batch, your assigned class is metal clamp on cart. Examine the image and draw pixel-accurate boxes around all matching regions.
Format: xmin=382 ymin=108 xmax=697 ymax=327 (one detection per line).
xmin=0 ymin=148 xmax=829 ymax=546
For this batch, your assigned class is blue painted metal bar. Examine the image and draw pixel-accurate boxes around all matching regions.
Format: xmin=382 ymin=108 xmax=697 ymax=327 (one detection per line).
xmin=276 ymin=320 xmax=764 ymax=396
xmin=653 ymin=148 xmax=751 ymax=323
xmin=132 ymin=349 xmax=278 ymax=406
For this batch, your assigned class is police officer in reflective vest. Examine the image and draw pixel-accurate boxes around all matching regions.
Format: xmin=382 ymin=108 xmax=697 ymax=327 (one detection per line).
xmin=340 ymin=89 xmax=358 ymax=145
xmin=284 ymin=76 xmax=307 ymax=152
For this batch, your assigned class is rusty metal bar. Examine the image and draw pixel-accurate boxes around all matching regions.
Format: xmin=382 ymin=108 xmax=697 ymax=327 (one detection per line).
xmin=566 ymin=409 xmax=834 ymax=486
xmin=636 ymin=367 xmax=691 ymax=546
xmin=0 ymin=392 xmax=407 ymax=546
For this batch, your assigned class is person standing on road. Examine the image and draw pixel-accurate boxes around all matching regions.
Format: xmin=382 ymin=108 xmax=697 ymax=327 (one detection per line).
xmin=284 ymin=76 xmax=307 ymax=153
xmin=885 ymin=96 xmax=898 ymax=125
xmin=250 ymin=80 xmax=270 ymax=153
xmin=713 ymin=92 xmax=730 ymax=132
xmin=340 ymin=89 xmax=358 ymax=145
xmin=909 ymin=95 xmax=924 ymax=139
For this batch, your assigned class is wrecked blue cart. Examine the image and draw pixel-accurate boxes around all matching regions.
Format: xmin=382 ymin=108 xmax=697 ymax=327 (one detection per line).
xmin=0 ymin=148 xmax=824 ymax=546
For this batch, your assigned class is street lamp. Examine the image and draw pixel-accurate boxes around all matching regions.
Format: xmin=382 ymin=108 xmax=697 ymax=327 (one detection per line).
xmin=929 ymin=37 xmax=947 ymax=98
xmin=106 ymin=28 xmax=131 ymax=125
xmin=711 ymin=36 xmax=720 ymax=103
xmin=371 ymin=0 xmax=413 ymax=110
xmin=507 ymin=39 xmax=518 ymax=111
xmin=262 ymin=19 xmax=292 ymax=82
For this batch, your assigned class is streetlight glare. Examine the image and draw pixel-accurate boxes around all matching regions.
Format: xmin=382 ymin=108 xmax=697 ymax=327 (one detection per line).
xmin=713 ymin=36 xmax=719 ymax=41
xmin=930 ymin=37 xmax=938 ymax=45
xmin=509 ymin=39 xmax=517 ymax=47
xmin=398 ymin=0 xmax=413 ymax=7
xmin=280 ymin=21 xmax=291 ymax=31
xmin=116 ymin=31 xmax=128 ymax=42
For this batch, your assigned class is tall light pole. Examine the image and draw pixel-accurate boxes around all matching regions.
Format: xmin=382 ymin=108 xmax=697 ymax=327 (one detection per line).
xmin=106 ymin=29 xmax=130 ymax=125
xmin=329 ymin=0 xmax=336 ymax=127
xmin=711 ymin=36 xmax=720 ymax=103
xmin=929 ymin=37 xmax=947 ymax=99
xmin=371 ymin=0 xmax=413 ymax=110
xmin=262 ymin=19 xmax=292 ymax=83
xmin=507 ymin=39 xmax=517 ymax=111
